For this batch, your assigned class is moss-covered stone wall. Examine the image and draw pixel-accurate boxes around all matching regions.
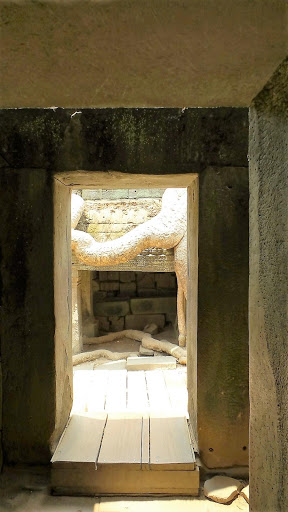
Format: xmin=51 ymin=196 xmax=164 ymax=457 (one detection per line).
xmin=0 ymin=108 xmax=249 ymax=468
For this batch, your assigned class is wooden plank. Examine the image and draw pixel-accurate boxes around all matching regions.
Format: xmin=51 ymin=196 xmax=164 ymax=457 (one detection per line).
xmin=127 ymin=356 xmax=176 ymax=371
xmin=51 ymin=466 xmax=200 ymax=496
xmin=51 ymin=412 xmax=107 ymax=468
xmin=98 ymin=413 xmax=142 ymax=469
xmin=145 ymin=370 xmax=171 ymax=412
xmin=85 ymin=370 xmax=109 ymax=413
xmin=127 ymin=371 xmax=149 ymax=412
xmin=141 ymin=414 xmax=150 ymax=470
xmin=163 ymin=369 xmax=188 ymax=416
xmin=104 ymin=370 xmax=127 ymax=412
xmin=72 ymin=370 xmax=95 ymax=414
xmin=149 ymin=415 xmax=195 ymax=470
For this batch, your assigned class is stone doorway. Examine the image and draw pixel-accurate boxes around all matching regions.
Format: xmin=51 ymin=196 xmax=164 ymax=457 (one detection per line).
xmin=51 ymin=172 xmax=199 ymax=495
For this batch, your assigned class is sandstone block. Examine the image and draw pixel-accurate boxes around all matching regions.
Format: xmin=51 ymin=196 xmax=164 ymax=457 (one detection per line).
xmin=130 ymin=297 xmax=176 ymax=315
xmin=102 ymin=189 xmax=128 ymax=200
xmin=127 ymin=355 xmax=176 ymax=371
xmin=120 ymin=282 xmax=137 ymax=295
xmin=136 ymin=273 xmax=155 ymax=288
xmin=107 ymin=271 xmax=119 ymax=281
xmin=93 ymin=291 xmax=108 ymax=301
xmin=83 ymin=318 xmax=99 ymax=338
xmin=109 ymin=316 xmax=125 ymax=332
xmin=97 ymin=316 xmax=110 ymax=332
xmin=128 ymin=189 xmax=164 ymax=199
xmin=82 ymin=190 xmax=102 ymax=200
xmin=100 ymin=281 xmax=120 ymax=291
xmin=155 ymin=273 xmax=176 ymax=289
xmin=94 ymin=300 xmax=130 ymax=317
xmin=120 ymin=272 xmax=136 ymax=282
xmin=99 ymin=271 xmax=108 ymax=281
xmin=157 ymin=288 xmax=177 ymax=297
xmin=92 ymin=279 xmax=100 ymax=291
xmin=139 ymin=345 xmax=154 ymax=356
xmin=143 ymin=323 xmax=159 ymax=335
xmin=204 ymin=476 xmax=243 ymax=504
xmin=97 ymin=360 xmax=127 ymax=370
xmin=166 ymin=312 xmax=177 ymax=324
xmin=125 ymin=314 xmax=165 ymax=330
xmin=138 ymin=288 xmax=158 ymax=297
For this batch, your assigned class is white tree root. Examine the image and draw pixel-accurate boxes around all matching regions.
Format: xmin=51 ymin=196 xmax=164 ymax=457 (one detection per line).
xmin=79 ymin=329 xmax=187 ymax=365
xmin=71 ymin=188 xmax=187 ymax=266
xmin=177 ymin=281 xmax=186 ymax=347
xmin=71 ymin=189 xmax=189 ymax=347
xmin=73 ymin=349 xmax=138 ymax=366
xmin=175 ymin=230 xmax=188 ymax=346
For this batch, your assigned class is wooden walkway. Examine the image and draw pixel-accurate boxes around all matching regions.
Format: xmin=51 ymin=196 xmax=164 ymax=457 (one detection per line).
xmin=71 ymin=368 xmax=189 ymax=415
xmin=51 ymin=368 xmax=199 ymax=496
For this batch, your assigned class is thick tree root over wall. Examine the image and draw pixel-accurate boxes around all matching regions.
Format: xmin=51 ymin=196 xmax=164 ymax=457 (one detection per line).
xmin=72 ymin=330 xmax=187 ymax=366
xmin=71 ymin=189 xmax=188 ymax=346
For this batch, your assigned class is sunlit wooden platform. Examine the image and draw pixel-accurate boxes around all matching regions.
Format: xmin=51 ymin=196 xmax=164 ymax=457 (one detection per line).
xmin=51 ymin=368 xmax=199 ymax=496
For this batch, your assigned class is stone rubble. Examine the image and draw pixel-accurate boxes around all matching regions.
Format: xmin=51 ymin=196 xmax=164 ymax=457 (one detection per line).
xmin=204 ymin=476 xmax=244 ymax=504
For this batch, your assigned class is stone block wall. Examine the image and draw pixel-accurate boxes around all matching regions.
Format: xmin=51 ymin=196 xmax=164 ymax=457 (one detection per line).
xmin=76 ymin=189 xmax=164 ymax=243
xmin=92 ymin=270 xmax=177 ymax=335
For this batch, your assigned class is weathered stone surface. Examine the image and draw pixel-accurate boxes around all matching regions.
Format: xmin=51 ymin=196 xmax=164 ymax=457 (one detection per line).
xmin=93 ymin=291 xmax=108 ymax=301
xmin=98 ymin=316 xmax=110 ymax=332
xmin=102 ymin=189 xmax=128 ymax=200
xmin=94 ymin=300 xmax=130 ymax=317
xmin=136 ymin=273 xmax=155 ymax=288
xmin=204 ymin=476 xmax=243 ymax=504
xmin=107 ymin=271 xmax=119 ymax=281
xmin=0 ymin=170 xmax=72 ymax=463
xmin=139 ymin=345 xmax=154 ymax=356
xmin=155 ymin=273 xmax=176 ymax=289
xmin=143 ymin=323 xmax=159 ymax=335
xmin=137 ymin=288 xmax=158 ymax=297
xmin=0 ymin=361 xmax=2 ymax=432
xmin=166 ymin=313 xmax=177 ymax=324
xmin=127 ymin=355 xmax=176 ymax=371
xmin=197 ymin=166 xmax=249 ymax=468
xmin=109 ymin=316 xmax=125 ymax=332
xmin=92 ymin=279 xmax=100 ymax=291
xmin=157 ymin=288 xmax=177 ymax=297
xmin=120 ymin=272 xmax=136 ymax=283
xmin=100 ymin=281 xmax=120 ymax=292
xmin=96 ymin=360 xmax=127 ymax=371
xmin=0 ymin=107 xmax=250 ymax=470
xmin=125 ymin=314 xmax=165 ymax=331
xmin=249 ymin=59 xmax=288 ymax=511
xmin=119 ymin=282 xmax=137 ymax=295
xmin=82 ymin=319 xmax=99 ymax=338
xmin=240 ymin=485 xmax=249 ymax=503
xmin=131 ymin=297 xmax=176 ymax=315
xmin=128 ymin=189 xmax=164 ymax=199
xmin=82 ymin=190 xmax=102 ymax=200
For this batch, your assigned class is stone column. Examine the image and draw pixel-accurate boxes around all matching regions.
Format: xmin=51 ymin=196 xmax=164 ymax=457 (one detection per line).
xmin=249 ymin=58 xmax=288 ymax=512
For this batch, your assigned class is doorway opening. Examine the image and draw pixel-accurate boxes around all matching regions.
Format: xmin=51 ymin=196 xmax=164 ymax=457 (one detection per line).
xmin=51 ymin=172 xmax=199 ymax=496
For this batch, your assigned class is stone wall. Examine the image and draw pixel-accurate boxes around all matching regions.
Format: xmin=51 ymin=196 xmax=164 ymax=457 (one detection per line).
xmin=92 ymin=270 xmax=177 ymax=335
xmin=249 ymin=58 xmax=288 ymax=512
xmin=0 ymin=108 xmax=249 ymax=470
xmin=77 ymin=188 xmax=164 ymax=243
xmin=74 ymin=189 xmax=177 ymax=339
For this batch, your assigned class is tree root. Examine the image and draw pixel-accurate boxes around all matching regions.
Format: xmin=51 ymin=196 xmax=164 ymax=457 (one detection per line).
xmin=73 ymin=349 xmax=138 ymax=366
xmin=78 ymin=329 xmax=187 ymax=365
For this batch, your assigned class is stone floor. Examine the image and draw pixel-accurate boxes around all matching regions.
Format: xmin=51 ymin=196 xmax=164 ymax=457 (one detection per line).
xmin=0 ymin=466 xmax=249 ymax=512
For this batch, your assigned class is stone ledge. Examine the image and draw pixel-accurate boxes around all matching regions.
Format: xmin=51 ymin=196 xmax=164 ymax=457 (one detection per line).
xmin=130 ymin=297 xmax=177 ymax=315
